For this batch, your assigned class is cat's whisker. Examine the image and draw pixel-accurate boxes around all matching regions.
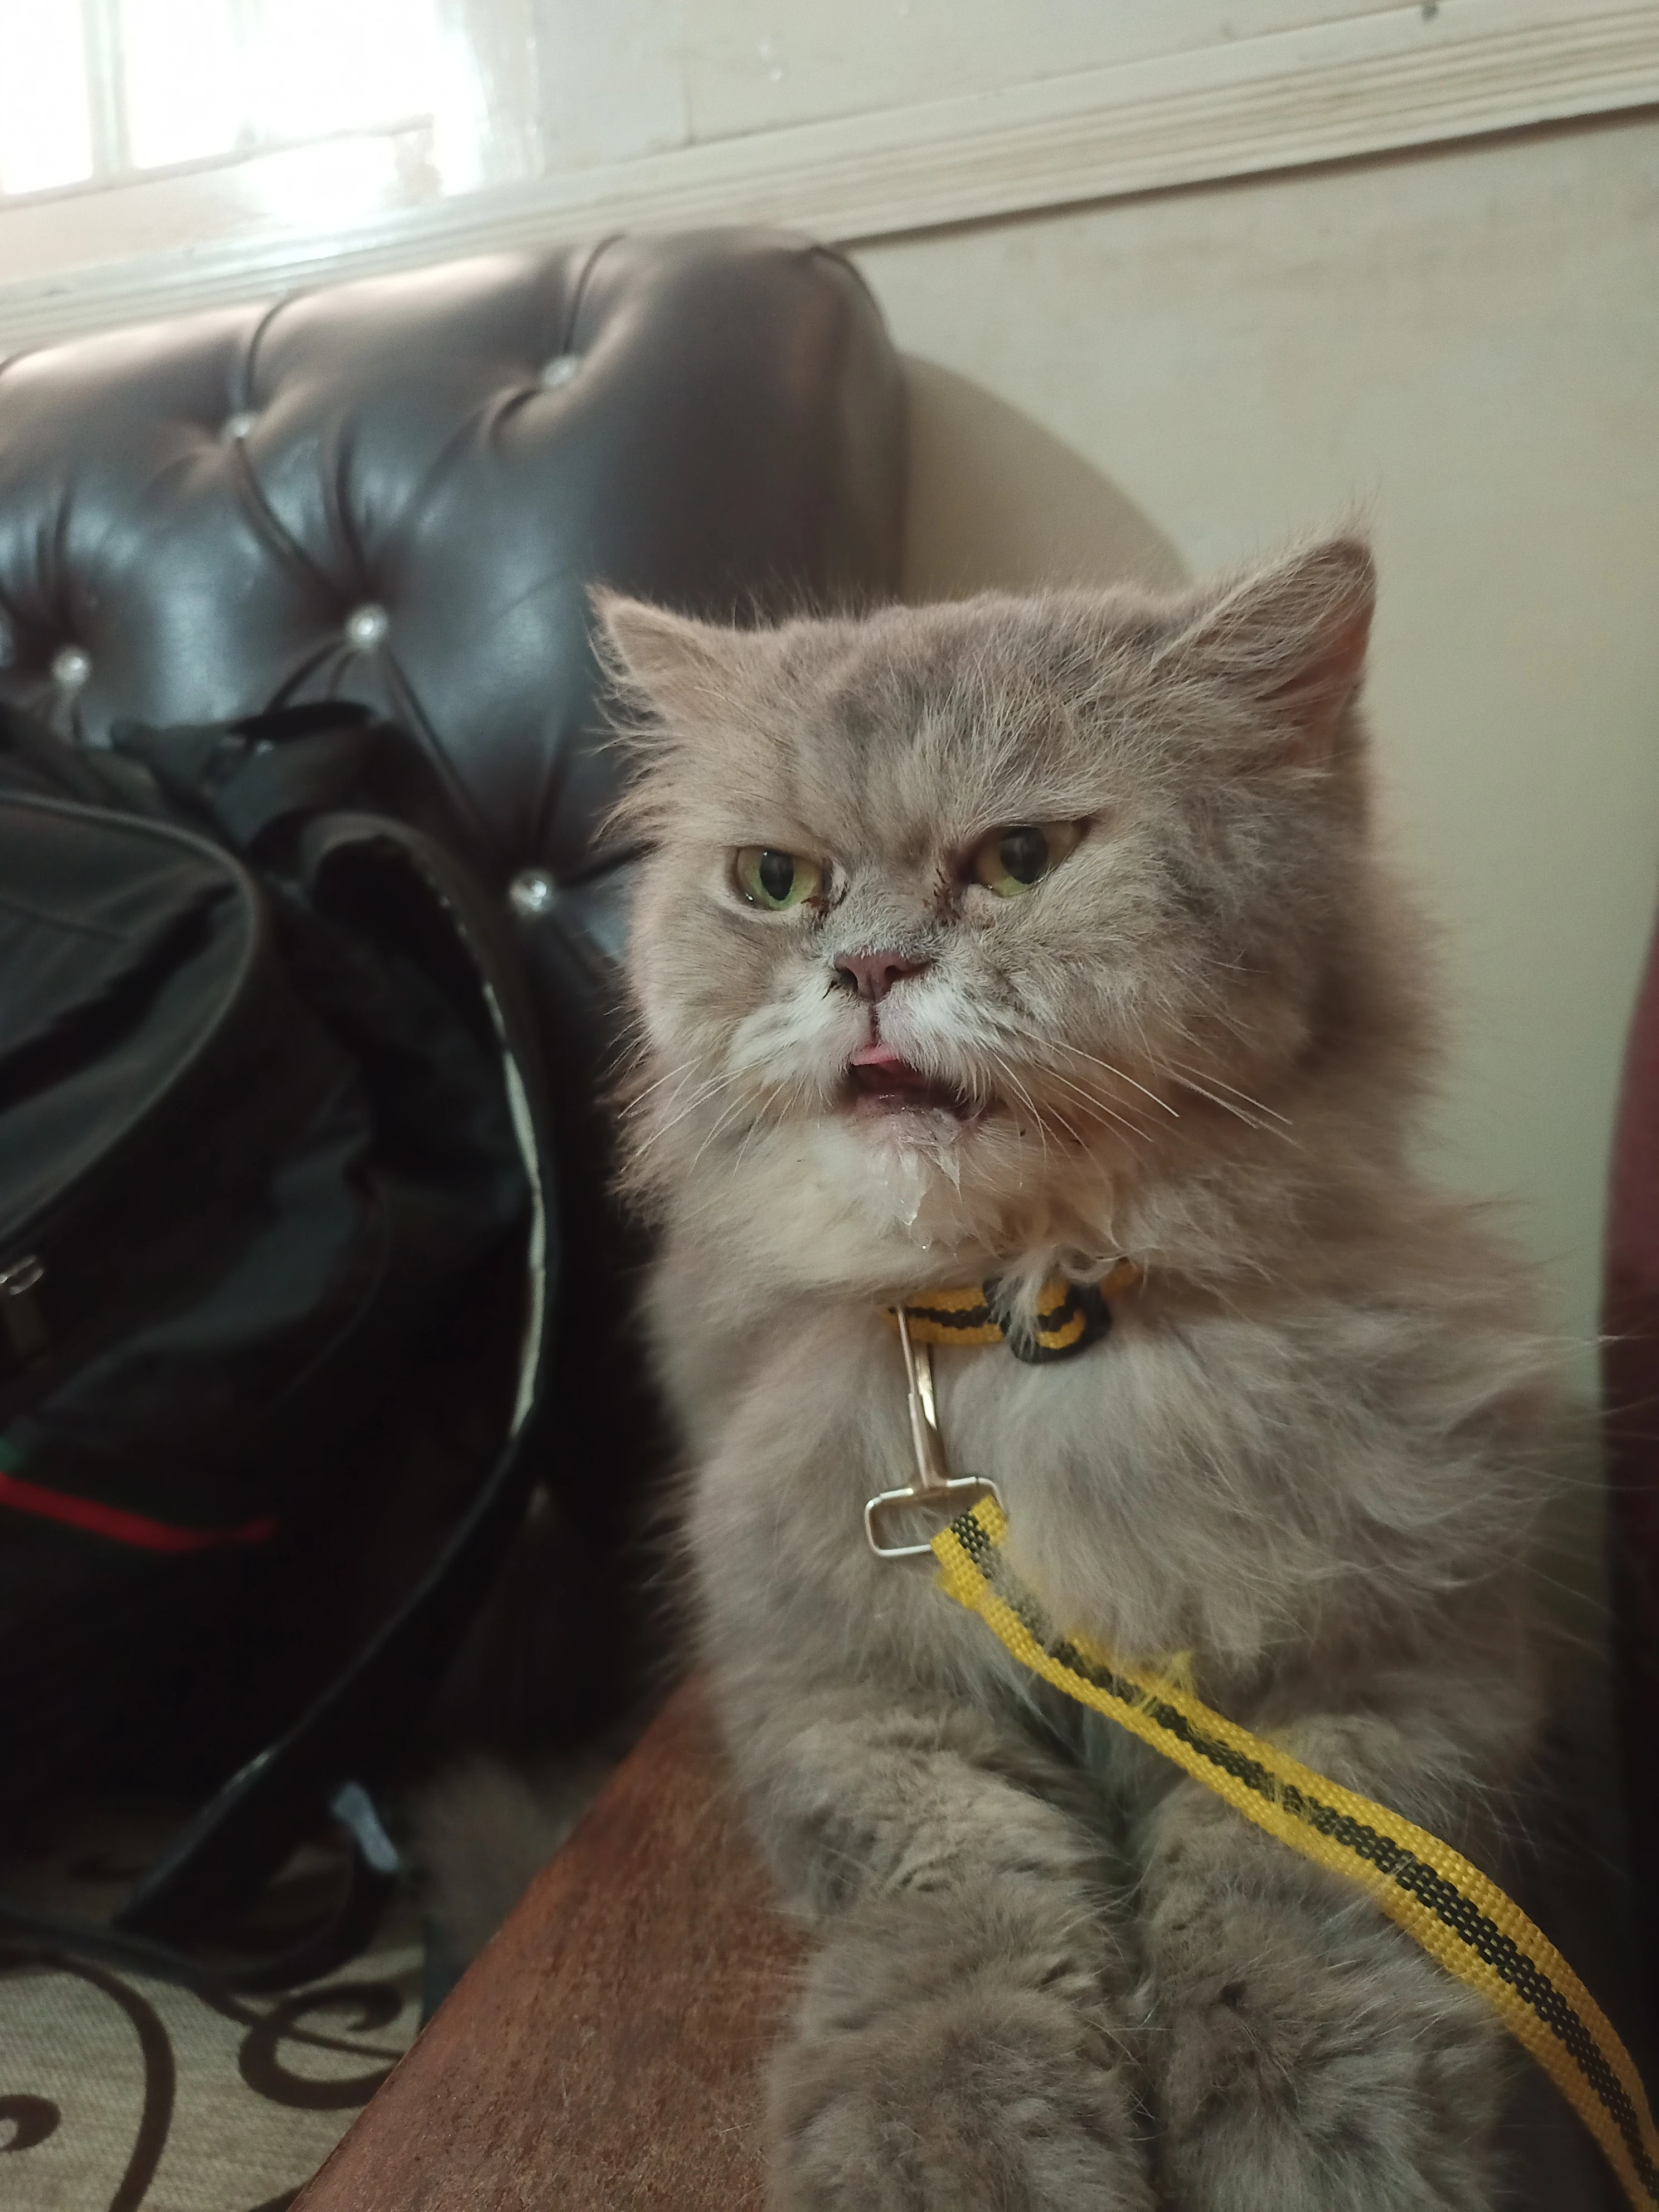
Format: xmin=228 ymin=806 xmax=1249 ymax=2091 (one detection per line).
xmin=725 ymin=1069 xmax=827 ymax=1178
xmin=1052 ymin=1040 xmax=1181 ymax=1119
xmin=630 ymin=1068 xmax=745 ymax=1158
xmin=1041 ymin=1102 xmax=1089 ymax=1151
xmin=622 ymin=1073 xmax=704 ymax=1136
xmin=624 ymin=1058 xmax=705 ymax=1113
xmin=986 ymin=1050 xmax=1052 ymax=1171
xmin=687 ymin=1087 xmax=756 ymax=1175
xmin=630 ymin=1056 xmax=729 ymax=1119
xmin=1036 ymin=1061 xmax=1156 ymax=1148
xmin=1163 ymin=1056 xmax=1293 ymax=1128
xmin=1168 ymin=1076 xmax=1270 ymax=1131
xmin=655 ymin=1065 xmax=740 ymax=1123
xmin=729 ymin=1112 xmax=770 ymax=1179
xmin=1021 ymin=1056 xmax=1154 ymax=1154
xmin=1161 ymin=1067 xmax=1298 ymax=1142
xmin=986 ymin=1047 xmax=1152 ymax=1167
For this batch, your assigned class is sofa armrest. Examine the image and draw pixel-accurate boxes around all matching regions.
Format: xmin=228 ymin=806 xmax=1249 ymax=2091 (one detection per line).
xmin=296 ymin=1674 xmax=801 ymax=2211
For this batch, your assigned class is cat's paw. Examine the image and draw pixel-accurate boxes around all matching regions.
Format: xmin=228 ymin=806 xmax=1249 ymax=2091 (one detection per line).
xmin=769 ymin=1889 xmax=1153 ymax=2211
xmin=770 ymin=2002 xmax=1150 ymax=2212
xmin=1147 ymin=1887 xmax=1502 ymax=2211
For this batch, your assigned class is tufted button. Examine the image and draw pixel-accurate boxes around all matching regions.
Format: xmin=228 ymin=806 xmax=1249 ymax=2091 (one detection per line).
xmin=344 ymin=603 xmax=389 ymax=651
xmin=222 ymin=409 xmax=259 ymax=442
xmin=508 ymin=869 xmax=556 ymax=918
xmin=539 ymin=354 xmax=583 ymax=390
xmin=52 ymin=646 xmax=91 ymax=690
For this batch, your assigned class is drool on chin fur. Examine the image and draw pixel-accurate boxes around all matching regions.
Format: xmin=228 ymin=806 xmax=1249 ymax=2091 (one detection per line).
xmin=601 ymin=537 xmax=1565 ymax=2211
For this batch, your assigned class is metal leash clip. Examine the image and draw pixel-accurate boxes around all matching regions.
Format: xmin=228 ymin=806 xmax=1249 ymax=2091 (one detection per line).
xmin=865 ymin=1305 xmax=1005 ymax=1559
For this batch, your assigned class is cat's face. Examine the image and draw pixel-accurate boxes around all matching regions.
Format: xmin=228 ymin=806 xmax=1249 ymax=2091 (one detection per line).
xmin=605 ymin=540 xmax=1408 ymax=1288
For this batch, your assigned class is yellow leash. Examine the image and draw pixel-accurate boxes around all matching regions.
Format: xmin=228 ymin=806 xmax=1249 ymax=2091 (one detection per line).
xmin=932 ymin=1497 xmax=1659 ymax=2212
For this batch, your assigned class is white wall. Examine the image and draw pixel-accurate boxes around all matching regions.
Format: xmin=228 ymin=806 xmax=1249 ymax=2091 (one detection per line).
xmin=856 ymin=113 xmax=1659 ymax=1362
xmin=531 ymin=0 xmax=1388 ymax=167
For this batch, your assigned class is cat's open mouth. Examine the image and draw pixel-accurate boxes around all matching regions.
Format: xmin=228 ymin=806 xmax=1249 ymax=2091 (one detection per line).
xmin=846 ymin=1043 xmax=977 ymax=1122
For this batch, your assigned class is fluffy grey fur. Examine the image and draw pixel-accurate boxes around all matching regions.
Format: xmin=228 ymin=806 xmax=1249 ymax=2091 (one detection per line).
xmin=414 ymin=1752 xmax=605 ymax=1964
xmin=600 ymin=540 xmax=1562 ymax=2210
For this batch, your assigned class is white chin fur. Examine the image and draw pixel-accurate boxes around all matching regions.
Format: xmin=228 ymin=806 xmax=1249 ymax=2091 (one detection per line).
xmin=689 ymin=1104 xmax=1050 ymax=1291
xmin=793 ymin=1113 xmax=983 ymax=1260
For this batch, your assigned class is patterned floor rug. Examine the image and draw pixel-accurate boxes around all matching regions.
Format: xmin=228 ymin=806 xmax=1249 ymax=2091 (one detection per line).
xmin=0 ymin=1801 xmax=422 ymax=2212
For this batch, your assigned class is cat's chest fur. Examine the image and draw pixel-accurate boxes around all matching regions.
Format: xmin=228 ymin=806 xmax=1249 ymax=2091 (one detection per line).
xmin=909 ymin=1312 xmax=1286 ymax=1669
xmin=701 ymin=1286 xmax=1371 ymax=1690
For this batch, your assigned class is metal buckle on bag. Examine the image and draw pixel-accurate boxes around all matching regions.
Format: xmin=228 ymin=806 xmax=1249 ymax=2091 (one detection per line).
xmin=0 ymin=1255 xmax=47 ymax=1373
xmin=865 ymin=1304 xmax=1004 ymax=1559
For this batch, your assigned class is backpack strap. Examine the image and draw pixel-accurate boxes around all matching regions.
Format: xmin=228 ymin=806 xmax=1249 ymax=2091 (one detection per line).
xmin=0 ymin=1804 xmax=396 ymax=1995
xmin=108 ymin=813 xmax=559 ymax=1968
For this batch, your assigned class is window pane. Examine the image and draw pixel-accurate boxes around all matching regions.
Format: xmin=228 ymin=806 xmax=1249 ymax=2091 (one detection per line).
xmin=120 ymin=0 xmax=244 ymax=170
xmin=250 ymin=0 xmax=444 ymax=146
xmin=0 ymin=2 xmax=94 ymax=195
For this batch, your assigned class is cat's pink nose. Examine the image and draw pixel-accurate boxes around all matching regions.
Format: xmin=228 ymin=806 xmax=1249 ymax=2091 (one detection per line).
xmin=834 ymin=949 xmax=931 ymax=1002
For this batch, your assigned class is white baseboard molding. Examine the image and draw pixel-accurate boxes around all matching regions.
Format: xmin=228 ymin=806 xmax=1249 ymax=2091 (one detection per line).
xmin=3 ymin=0 xmax=1657 ymax=350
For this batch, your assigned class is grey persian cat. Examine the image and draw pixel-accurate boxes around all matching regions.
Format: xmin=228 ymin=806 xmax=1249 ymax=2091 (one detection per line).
xmin=600 ymin=539 xmax=1560 ymax=2210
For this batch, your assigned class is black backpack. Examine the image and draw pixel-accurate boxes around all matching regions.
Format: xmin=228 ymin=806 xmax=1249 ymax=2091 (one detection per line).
xmin=0 ymin=700 xmax=557 ymax=1987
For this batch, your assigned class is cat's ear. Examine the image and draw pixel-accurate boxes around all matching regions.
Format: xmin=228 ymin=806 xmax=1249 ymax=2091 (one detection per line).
xmin=591 ymin=591 xmax=743 ymax=724
xmin=1156 ymin=537 xmax=1374 ymax=759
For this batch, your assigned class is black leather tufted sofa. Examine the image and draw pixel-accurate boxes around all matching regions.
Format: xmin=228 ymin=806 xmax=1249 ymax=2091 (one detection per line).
xmin=0 ymin=228 xmax=906 ymax=1728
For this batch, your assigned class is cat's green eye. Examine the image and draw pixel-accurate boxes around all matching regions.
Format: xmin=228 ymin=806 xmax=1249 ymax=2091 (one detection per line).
xmin=969 ymin=821 xmax=1083 ymax=899
xmin=734 ymin=846 xmax=824 ymax=910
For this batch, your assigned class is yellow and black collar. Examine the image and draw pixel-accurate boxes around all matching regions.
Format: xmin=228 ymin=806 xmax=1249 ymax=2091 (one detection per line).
xmin=885 ymin=1259 xmax=1141 ymax=1364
